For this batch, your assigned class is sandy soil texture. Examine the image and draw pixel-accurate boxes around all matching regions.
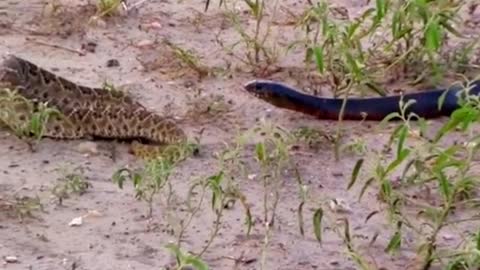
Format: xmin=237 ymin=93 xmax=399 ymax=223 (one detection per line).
xmin=1 ymin=1 xmax=480 ymax=270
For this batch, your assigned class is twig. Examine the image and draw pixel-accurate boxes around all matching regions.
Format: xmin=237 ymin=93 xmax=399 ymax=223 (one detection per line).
xmin=122 ymin=0 xmax=152 ymax=12
xmin=25 ymin=37 xmax=85 ymax=56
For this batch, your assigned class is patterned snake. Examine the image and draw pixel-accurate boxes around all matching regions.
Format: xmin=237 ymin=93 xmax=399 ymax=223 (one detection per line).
xmin=243 ymin=79 xmax=480 ymax=120
xmin=0 ymin=54 xmax=189 ymax=159
xmin=3 ymin=53 xmax=478 ymax=160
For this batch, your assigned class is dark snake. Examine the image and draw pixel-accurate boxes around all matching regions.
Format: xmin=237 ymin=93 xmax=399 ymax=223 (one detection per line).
xmin=243 ymin=79 xmax=480 ymax=121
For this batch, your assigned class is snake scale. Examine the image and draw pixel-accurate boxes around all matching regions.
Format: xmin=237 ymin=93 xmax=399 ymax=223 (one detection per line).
xmin=0 ymin=54 xmax=188 ymax=159
xmin=244 ymin=79 xmax=480 ymax=120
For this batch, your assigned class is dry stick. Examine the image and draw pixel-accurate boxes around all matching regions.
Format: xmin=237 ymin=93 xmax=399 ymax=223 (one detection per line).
xmin=121 ymin=0 xmax=128 ymax=10
xmin=25 ymin=37 xmax=85 ymax=56
xmin=122 ymin=0 xmax=152 ymax=12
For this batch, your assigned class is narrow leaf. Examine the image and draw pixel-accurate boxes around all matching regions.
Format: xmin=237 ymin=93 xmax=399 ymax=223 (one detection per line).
xmin=313 ymin=46 xmax=324 ymax=73
xmin=313 ymin=208 xmax=323 ymax=243
xmin=348 ymin=159 xmax=364 ymax=190
xmin=385 ymin=231 xmax=402 ymax=254
xmin=425 ymin=19 xmax=442 ymax=52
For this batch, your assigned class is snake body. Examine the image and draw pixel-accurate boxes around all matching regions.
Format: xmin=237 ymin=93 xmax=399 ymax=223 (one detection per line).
xmin=243 ymin=79 xmax=480 ymax=120
xmin=0 ymin=54 xmax=187 ymax=158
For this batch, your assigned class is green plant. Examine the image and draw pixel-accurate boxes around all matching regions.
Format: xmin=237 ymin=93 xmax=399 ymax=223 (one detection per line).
xmin=211 ymin=0 xmax=281 ymax=75
xmin=190 ymin=170 xmax=251 ymax=257
xmin=0 ymin=88 xmax=61 ymax=150
xmin=290 ymin=0 xmax=476 ymax=162
xmin=292 ymin=126 xmax=335 ymax=151
xmin=96 ymin=0 xmax=122 ymax=17
xmin=298 ymin=0 xmax=470 ymax=94
xmin=162 ymin=39 xmax=211 ymax=79
xmin=113 ymin=143 xmax=252 ymax=266
xmin=51 ymin=166 xmax=91 ymax=205
xmin=0 ymin=195 xmax=44 ymax=222
xmin=165 ymin=243 xmax=210 ymax=270
xmin=347 ymin=79 xmax=480 ymax=269
xmin=113 ymin=157 xmax=175 ymax=218
xmin=219 ymin=120 xmax=296 ymax=269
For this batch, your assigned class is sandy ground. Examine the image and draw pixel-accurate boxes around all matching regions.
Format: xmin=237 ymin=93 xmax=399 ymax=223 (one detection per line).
xmin=1 ymin=1 xmax=479 ymax=270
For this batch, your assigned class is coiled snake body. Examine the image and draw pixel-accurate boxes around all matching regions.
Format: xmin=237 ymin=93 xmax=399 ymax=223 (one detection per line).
xmin=243 ymin=79 xmax=480 ymax=121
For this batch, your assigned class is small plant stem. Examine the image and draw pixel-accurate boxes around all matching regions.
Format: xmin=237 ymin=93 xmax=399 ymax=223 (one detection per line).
xmin=198 ymin=208 xmax=223 ymax=257
xmin=334 ymin=81 xmax=354 ymax=161
xmin=263 ymin=175 xmax=269 ymax=223
xmin=253 ymin=1 xmax=263 ymax=64
xmin=420 ymin=198 xmax=454 ymax=269
xmin=260 ymin=221 xmax=271 ymax=270
xmin=382 ymin=43 xmax=417 ymax=75
xmin=147 ymin=195 xmax=153 ymax=218
xmin=269 ymin=189 xmax=280 ymax=226
xmin=176 ymin=185 xmax=208 ymax=248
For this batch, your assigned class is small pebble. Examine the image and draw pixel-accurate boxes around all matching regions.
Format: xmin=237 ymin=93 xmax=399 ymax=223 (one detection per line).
xmin=4 ymin=256 xmax=18 ymax=263
xmin=68 ymin=216 xmax=83 ymax=227
xmin=150 ymin=22 xmax=162 ymax=29
xmin=442 ymin=233 xmax=455 ymax=241
xmin=135 ymin=39 xmax=155 ymax=49
xmin=76 ymin=142 xmax=98 ymax=155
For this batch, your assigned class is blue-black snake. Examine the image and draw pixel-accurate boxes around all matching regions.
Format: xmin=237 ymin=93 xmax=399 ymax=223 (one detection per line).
xmin=243 ymin=79 xmax=480 ymax=121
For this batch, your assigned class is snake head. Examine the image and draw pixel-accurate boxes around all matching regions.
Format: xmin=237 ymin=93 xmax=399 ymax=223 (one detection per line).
xmin=0 ymin=54 xmax=30 ymax=87
xmin=243 ymin=79 xmax=303 ymax=109
xmin=243 ymin=79 xmax=278 ymax=100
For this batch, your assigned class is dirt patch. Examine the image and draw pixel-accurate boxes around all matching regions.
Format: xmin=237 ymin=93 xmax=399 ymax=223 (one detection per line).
xmin=1 ymin=1 xmax=480 ymax=270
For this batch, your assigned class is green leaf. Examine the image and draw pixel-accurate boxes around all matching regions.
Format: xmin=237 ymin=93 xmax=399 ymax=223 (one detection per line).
xmin=112 ymin=168 xmax=131 ymax=189
xmin=391 ymin=10 xmax=402 ymax=39
xmin=207 ymin=172 xmax=224 ymax=210
xmin=343 ymin=218 xmax=352 ymax=248
xmin=440 ymin=20 xmax=464 ymax=38
xmin=348 ymin=159 xmax=364 ymax=190
xmin=385 ymin=148 xmax=411 ymax=175
xmin=425 ymin=19 xmax=442 ymax=52
xmin=414 ymin=0 xmax=428 ymax=23
xmin=436 ymin=171 xmax=451 ymax=202
xmin=305 ymin=47 xmax=313 ymax=63
xmin=396 ymin=125 xmax=408 ymax=158
xmin=164 ymin=243 xmax=184 ymax=266
xmin=385 ymin=231 xmax=402 ymax=254
xmin=255 ymin=142 xmax=266 ymax=163
xmin=445 ymin=258 xmax=469 ymax=270
xmin=244 ymin=0 xmax=260 ymax=18
xmin=132 ymin=173 xmax=142 ymax=188
xmin=476 ymin=228 xmax=480 ymax=250
xmin=345 ymin=52 xmax=362 ymax=78
xmin=313 ymin=208 xmax=323 ymax=243
xmin=381 ymin=179 xmax=392 ymax=199
xmin=183 ymin=256 xmax=210 ymax=270
xmin=379 ymin=112 xmax=403 ymax=127
xmin=359 ymin=177 xmax=374 ymax=200
xmin=434 ymin=106 xmax=480 ymax=142
xmin=298 ymin=201 xmax=305 ymax=236
xmin=313 ymin=46 xmax=324 ymax=74
xmin=365 ymin=82 xmax=387 ymax=97
xmin=376 ymin=0 xmax=387 ymax=20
